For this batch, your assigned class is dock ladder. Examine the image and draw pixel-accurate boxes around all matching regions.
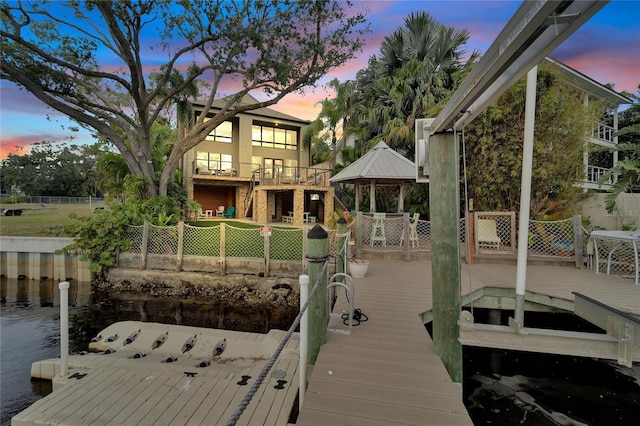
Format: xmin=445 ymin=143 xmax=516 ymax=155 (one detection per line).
xmin=328 ymin=272 xmax=355 ymax=335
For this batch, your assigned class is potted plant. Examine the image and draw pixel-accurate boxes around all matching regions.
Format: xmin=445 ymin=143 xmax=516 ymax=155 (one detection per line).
xmin=348 ymin=259 xmax=369 ymax=278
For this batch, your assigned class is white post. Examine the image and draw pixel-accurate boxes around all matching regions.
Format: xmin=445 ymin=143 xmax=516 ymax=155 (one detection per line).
xmin=514 ymin=66 xmax=538 ymax=328
xmin=59 ymin=281 xmax=70 ymax=377
xmin=298 ymin=274 xmax=309 ymax=412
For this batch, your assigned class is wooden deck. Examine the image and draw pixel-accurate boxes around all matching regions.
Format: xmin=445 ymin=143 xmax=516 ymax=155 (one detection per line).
xmin=297 ymin=260 xmax=640 ymax=425
xmin=12 ymin=260 xmax=639 ymax=425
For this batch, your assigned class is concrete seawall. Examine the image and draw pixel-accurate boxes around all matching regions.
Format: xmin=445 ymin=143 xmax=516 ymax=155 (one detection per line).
xmin=0 ymin=237 xmax=92 ymax=282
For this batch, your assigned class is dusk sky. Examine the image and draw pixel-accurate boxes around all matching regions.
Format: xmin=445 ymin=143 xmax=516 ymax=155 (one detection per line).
xmin=1 ymin=0 xmax=639 ymax=159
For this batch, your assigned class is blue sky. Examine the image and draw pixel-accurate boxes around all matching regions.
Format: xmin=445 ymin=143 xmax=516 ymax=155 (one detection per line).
xmin=1 ymin=0 xmax=638 ymax=159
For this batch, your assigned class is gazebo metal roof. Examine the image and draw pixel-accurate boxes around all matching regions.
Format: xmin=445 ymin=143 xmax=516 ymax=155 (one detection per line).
xmin=330 ymin=141 xmax=415 ymax=184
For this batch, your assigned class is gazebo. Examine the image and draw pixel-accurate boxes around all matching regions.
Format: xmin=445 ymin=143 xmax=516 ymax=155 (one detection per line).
xmin=330 ymin=141 xmax=416 ymax=212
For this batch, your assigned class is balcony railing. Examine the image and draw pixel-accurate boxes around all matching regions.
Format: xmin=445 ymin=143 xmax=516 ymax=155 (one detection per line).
xmin=586 ymin=165 xmax=613 ymax=185
xmin=592 ymin=122 xmax=615 ymax=143
xmin=253 ymin=166 xmax=332 ymax=186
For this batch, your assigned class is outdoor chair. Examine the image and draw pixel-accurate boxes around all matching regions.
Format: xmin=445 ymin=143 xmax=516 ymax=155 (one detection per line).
xmin=477 ymin=219 xmax=501 ymax=249
xmin=400 ymin=213 xmax=420 ymax=248
xmin=216 ymin=206 xmax=225 ymax=217
xmin=223 ymin=206 xmax=235 ymax=218
xmin=195 ymin=209 xmax=208 ymax=221
xmin=370 ymin=212 xmax=386 ymax=247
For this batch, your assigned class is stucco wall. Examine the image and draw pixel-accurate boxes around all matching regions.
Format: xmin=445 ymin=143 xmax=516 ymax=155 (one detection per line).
xmin=578 ymin=193 xmax=640 ymax=230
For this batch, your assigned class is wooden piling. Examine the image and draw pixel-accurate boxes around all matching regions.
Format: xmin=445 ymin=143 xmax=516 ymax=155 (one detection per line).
xmin=305 ymin=224 xmax=329 ymax=365
xmin=429 ymin=131 xmax=462 ymax=383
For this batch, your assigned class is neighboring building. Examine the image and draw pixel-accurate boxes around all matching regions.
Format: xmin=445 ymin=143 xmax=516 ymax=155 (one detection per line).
xmin=181 ymin=95 xmax=334 ymax=226
xmin=543 ymin=57 xmax=631 ymax=191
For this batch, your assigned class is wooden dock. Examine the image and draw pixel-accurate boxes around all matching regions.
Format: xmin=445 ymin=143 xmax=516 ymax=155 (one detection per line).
xmin=296 ymin=260 xmax=640 ymax=425
xmin=13 ymin=324 xmax=300 ymax=426
xmin=12 ymin=260 xmax=639 ymax=425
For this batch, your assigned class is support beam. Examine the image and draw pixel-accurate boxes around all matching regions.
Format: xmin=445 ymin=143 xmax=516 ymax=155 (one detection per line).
xmin=514 ymin=66 xmax=538 ymax=328
xmin=429 ymin=131 xmax=462 ymax=382
xmin=458 ymin=323 xmax=637 ymax=365
xmin=369 ymin=180 xmax=376 ymax=212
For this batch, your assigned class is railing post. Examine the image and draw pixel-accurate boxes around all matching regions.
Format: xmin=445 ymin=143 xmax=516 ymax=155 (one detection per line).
xmin=176 ymin=221 xmax=184 ymax=272
xmin=336 ymin=218 xmax=347 ymax=276
xmin=403 ymin=212 xmax=410 ymax=262
xmin=220 ymin=223 xmax=226 ymax=276
xmin=59 ymin=281 xmax=70 ymax=377
xmin=264 ymin=226 xmax=270 ymax=278
xmin=573 ymin=214 xmax=584 ymax=269
xmin=140 ymin=221 xmax=149 ymax=270
xmin=306 ymin=224 xmax=329 ymax=365
xmin=355 ymin=211 xmax=363 ymax=259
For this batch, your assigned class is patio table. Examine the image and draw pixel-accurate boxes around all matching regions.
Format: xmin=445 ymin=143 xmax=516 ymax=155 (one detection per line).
xmin=590 ymin=230 xmax=640 ymax=285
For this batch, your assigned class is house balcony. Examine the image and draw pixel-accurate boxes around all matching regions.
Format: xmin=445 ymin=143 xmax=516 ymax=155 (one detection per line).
xmin=590 ymin=121 xmax=616 ymax=146
xmin=253 ymin=165 xmax=332 ymax=187
xmin=582 ymin=164 xmax=613 ymax=190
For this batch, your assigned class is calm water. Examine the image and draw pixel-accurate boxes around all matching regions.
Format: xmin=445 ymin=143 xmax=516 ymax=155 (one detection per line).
xmin=1 ymin=279 xmax=639 ymax=425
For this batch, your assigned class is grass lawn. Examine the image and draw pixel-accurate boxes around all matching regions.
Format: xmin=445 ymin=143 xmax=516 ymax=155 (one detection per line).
xmin=0 ymin=203 xmax=97 ymax=237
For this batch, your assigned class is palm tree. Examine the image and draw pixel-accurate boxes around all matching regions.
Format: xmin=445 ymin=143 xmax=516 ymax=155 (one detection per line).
xmin=351 ymin=11 xmax=477 ymax=156
xmin=314 ymin=78 xmax=356 ymax=167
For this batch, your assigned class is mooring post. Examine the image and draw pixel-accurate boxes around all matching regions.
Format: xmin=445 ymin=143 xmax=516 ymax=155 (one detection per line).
xmin=336 ymin=217 xmax=347 ymax=276
xmin=299 ymin=274 xmax=309 ymax=412
xmin=429 ymin=131 xmax=462 ymax=383
xmin=305 ymin=224 xmax=329 ymax=365
xmin=59 ymin=281 xmax=70 ymax=377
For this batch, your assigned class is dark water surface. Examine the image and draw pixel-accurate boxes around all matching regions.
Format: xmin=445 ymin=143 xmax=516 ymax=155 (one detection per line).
xmin=2 ymin=279 xmax=639 ymax=425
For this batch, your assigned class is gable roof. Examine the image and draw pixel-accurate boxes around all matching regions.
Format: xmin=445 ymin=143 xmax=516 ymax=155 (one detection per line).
xmin=330 ymin=141 xmax=416 ymax=183
xmin=191 ymin=94 xmax=309 ymax=125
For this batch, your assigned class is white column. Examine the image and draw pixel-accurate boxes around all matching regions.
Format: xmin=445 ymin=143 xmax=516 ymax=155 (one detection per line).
xmin=59 ymin=281 xmax=70 ymax=377
xmin=514 ymin=66 xmax=538 ymax=328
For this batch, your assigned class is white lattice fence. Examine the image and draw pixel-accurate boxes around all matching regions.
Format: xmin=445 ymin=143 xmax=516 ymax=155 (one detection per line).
xmin=270 ymin=228 xmax=303 ymax=261
xmin=528 ymin=218 xmax=575 ymax=257
xmin=183 ymin=224 xmax=220 ymax=257
xmin=147 ymin=224 xmax=179 ymax=255
xmin=124 ymin=225 xmax=144 ymax=253
xmin=225 ymin=225 xmax=263 ymax=258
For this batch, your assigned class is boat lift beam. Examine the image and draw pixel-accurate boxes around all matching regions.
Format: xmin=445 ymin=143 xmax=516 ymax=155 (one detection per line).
xmin=419 ymin=0 xmax=610 ymax=381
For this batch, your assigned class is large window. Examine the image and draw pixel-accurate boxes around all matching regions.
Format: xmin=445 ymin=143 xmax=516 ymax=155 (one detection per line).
xmin=252 ymin=122 xmax=298 ymax=150
xmin=205 ymin=120 xmax=232 ymax=143
xmin=196 ymin=152 xmax=233 ymax=172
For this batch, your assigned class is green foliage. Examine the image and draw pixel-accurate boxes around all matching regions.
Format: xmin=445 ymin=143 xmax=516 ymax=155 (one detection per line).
xmin=349 ymin=12 xmax=478 ymax=156
xmin=0 ymin=141 xmax=99 ymax=197
xmin=464 ymin=66 xmax=598 ymax=217
xmin=1 ymin=0 xmax=369 ymax=197
xmin=58 ymin=196 xmax=181 ymax=275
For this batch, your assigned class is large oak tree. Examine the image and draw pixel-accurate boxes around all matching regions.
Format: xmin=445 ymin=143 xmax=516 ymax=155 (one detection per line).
xmin=1 ymin=0 xmax=368 ymax=197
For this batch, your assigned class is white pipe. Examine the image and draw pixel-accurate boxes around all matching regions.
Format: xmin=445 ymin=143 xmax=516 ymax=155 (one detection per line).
xmin=59 ymin=281 xmax=70 ymax=377
xmin=298 ymin=274 xmax=309 ymax=412
xmin=515 ymin=66 xmax=538 ymax=326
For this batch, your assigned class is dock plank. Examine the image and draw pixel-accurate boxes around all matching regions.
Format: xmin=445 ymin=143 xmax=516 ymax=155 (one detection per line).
xmin=298 ymin=259 xmax=639 ymax=424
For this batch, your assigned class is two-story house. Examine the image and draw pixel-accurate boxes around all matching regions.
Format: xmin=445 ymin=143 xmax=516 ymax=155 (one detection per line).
xmin=181 ymin=95 xmax=334 ymax=226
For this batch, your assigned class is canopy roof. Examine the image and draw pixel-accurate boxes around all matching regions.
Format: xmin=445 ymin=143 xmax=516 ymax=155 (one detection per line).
xmin=330 ymin=141 xmax=415 ymax=184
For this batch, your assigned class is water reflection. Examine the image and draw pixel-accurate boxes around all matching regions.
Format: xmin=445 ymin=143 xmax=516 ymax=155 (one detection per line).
xmin=0 ymin=276 xmax=299 ymax=425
